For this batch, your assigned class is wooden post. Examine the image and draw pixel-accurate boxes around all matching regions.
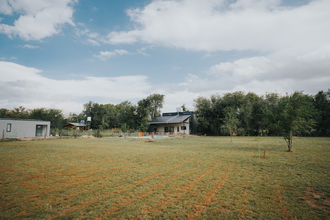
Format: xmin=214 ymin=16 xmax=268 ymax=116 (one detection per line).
xmin=124 ymin=133 xmax=126 ymax=139
xmin=152 ymin=132 xmax=154 ymax=139
xmin=161 ymin=132 xmax=162 ymax=138
xmin=2 ymin=129 xmax=4 ymax=141
xmin=168 ymin=132 xmax=170 ymax=137
xmin=44 ymin=129 xmax=47 ymax=140
xmin=112 ymin=132 xmax=114 ymax=138
xmin=264 ymin=150 xmax=266 ymax=158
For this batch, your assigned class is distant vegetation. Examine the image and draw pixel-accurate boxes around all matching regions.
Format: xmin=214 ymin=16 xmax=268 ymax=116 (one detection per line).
xmin=1 ymin=90 xmax=330 ymax=144
xmin=194 ymin=90 xmax=330 ymax=139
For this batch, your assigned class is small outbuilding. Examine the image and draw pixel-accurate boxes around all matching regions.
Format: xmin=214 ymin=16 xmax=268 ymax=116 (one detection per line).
xmin=148 ymin=111 xmax=194 ymax=135
xmin=0 ymin=118 xmax=50 ymax=139
xmin=62 ymin=121 xmax=86 ymax=130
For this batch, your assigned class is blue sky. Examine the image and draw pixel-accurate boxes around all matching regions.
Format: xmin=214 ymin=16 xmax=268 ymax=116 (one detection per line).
xmin=0 ymin=0 xmax=329 ymax=114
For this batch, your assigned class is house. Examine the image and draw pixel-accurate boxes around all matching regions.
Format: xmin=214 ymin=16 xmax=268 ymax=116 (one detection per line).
xmin=148 ymin=111 xmax=194 ymax=135
xmin=62 ymin=121 xmax=86 ymax=130
xmin=0 ymin=118 xmax=50 ymax=138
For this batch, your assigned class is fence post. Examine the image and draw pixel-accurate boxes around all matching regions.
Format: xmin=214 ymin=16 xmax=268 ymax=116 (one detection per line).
xmin=2 ymin=129 xmax=4 ymax=141
xmin=124 ymin=133 xmax=126 ymax=139
xmin=44 ymin=129 xmax=47 ymax=140
xmin=152 ymin=132 xmax=154 ymax=139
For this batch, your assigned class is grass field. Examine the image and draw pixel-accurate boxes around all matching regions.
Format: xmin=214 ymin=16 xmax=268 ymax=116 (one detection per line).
xmin=0 ymin=136 xmax=329 ymax=219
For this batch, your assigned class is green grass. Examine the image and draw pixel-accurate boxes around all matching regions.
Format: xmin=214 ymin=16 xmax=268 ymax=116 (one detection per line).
xmin=0 ymin=136 xmax=329 ymax=219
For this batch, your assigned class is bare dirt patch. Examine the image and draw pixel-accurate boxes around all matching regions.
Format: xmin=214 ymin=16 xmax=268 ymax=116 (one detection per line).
xmin=304 ymin=187 xmax=329 ymax=211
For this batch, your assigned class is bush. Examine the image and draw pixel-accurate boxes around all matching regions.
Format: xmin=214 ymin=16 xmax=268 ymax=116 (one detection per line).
xmin=94 ymin=126 xmax=103 ymax=138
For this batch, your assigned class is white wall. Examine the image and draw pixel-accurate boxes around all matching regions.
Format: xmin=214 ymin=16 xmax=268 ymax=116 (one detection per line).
xmin=0 ymin=119 xmax=50 ymax=138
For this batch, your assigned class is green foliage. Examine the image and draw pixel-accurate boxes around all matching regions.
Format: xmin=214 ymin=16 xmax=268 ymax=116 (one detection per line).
xmin=94 ymin=126 xmax=103 ymax=138
xmin=30 ymin=108 xmax=67 ymax=129
xmin=0 ymin=106 xmax=66 ymax=129
xmin=137 ymin=93 xmax=165 ymax=120
xmin=221 ymin=107 xmax=240 ymax=142
xmin=264 ymin=91 xmax=317 ymax=151
xmin=181 ymin=104 xmax=189 ymax=112
xmin=138 ymin=117 xmax=150 ymax=132
xmin=7 ymin=106 xmax=30 ymax=119
xmin=121 ymin=123 xmax=128 ymax=133
xmin=313 ymin=89 xmax=330 ymax=136
xmin=194 ymin=90 xmax=325 ymax=144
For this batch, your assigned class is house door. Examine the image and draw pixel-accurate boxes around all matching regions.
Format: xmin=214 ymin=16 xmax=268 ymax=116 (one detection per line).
xmin=36 ymin=125 xmax=43 ymax=137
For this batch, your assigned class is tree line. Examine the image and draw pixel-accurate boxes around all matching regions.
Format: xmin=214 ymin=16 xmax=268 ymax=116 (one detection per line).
xmin=0 ymin=94 xmax=165 ymax=132
xmin=0 ymin=107 xmax=67 ymax=129
xmin=69 ymin=93 xmax=165 ymax=132
xmin=194 ymin=89 xmax=330 ymax=151
xmin=1 ymin=89 xmax=329 ymax=145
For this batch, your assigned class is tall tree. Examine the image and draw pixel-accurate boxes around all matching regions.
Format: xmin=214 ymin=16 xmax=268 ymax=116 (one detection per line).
xmin=265 ymin=91 xmax=316 ymax=152
xmin=146 ymin=93 xmax=165 ymax=120
xmin=194 ymin=96 xmax=213 ymax=134
xmin=116 ymin=101 xmax=136 ymax=130
xmin=103 ymin=104 xmax=119 ymax=129
xmin=82 ymin=101 xmax=105 ymax=129
xmin=221 ymin=107 xmax=240 ymax=142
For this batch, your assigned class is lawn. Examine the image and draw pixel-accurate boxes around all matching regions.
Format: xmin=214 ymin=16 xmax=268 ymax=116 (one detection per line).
xmin=0 ymin=136 xmax=329 ymax=219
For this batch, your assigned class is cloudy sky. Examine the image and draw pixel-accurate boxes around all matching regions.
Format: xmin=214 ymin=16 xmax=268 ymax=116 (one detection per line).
xmin=0 ymin=0 xmax=329 ymax=114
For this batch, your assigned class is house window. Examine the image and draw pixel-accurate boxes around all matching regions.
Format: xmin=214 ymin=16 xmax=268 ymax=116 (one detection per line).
xmin=181 ymin=126 xmax=186 ymax=131
xmin=177 ymin=127 xmax=179 ymax=132
xmin=6 ymin=123 xmax=11 ymax=132
xmin=164 ymin=127 xmax=168 ymax=132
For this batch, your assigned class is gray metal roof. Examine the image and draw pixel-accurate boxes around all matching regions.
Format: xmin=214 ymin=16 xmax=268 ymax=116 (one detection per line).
xmin=148 ymin=114 xmax=191 ymax=124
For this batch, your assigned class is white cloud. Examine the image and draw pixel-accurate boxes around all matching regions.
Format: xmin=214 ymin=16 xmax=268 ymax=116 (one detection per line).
xmin=1 ymin=59 xmax=328 ymax=115
xmin=20 ymin=44 xmax=39 ymax=49
xmin=9 ymin=56 xmax=17 ymax=59
xmin=93 ymin=49 xmax=130 ymax=60
xmin=0 ymin=0 xmax=76 ymax=40
xmin=106 ymin=30 xmax=140 ymax=44
xmin=105 ymin=0 xmax=330 ymax=52
xmin=0 ymin=0 xmax=12 ymax=15
xmin=86 ymin=39 xmax=100 ymax=46
xmin=0 ymin=61 xmax=150 ymax=113
xmin=88 ymin=32 xmax=99 ymax=38
xmin=137 ymin=47 xmax=149 ymax=56
xmin=102 ymin=0 xmax=330 ymax=109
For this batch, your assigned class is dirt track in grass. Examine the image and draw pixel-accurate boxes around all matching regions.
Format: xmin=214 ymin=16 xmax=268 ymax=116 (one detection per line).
xmin=0 ymin=136 xmax=329 ymax=219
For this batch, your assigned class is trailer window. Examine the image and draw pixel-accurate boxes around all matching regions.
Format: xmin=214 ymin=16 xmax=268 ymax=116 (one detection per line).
xmin=6 ymin=123 xmax=11 ymax=132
